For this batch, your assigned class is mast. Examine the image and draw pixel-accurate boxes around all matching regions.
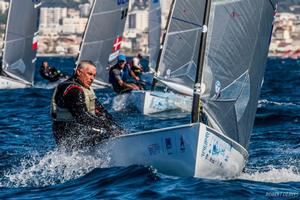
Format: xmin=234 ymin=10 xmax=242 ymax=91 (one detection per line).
xmin=191 ymin=0 xmax=212 ymax=123
xmin=151 ymin=0 xmax=176 ymax=91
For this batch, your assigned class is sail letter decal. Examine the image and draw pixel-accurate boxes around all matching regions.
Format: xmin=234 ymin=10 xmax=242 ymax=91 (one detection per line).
xmin=112 ymin=36 xmax=122 ymax=52
xmin=117 ymin=0 xmax=128 ymax=5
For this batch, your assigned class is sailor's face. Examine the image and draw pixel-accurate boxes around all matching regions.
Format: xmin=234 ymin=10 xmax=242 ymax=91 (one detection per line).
xmin=118 ymin=61 xmax=126 ymax=69
xmin=77 ymin=64 xmax=96 ymax=88
xmin=43 ymin=62 xmax=49 ymax=68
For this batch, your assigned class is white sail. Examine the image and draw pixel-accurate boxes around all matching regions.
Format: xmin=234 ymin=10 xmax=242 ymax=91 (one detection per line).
xmin=199 ymin=0 xmax=279 ymax=149
xmin=148 ymin=0 xmax=161 ymax=70
xmin=154 ymin=0 xmax=206 ymax=93
xmin=77 ymin=0 xmax=129 ymax=87
xmin=0 ymin=0 xmax=40 ymax=88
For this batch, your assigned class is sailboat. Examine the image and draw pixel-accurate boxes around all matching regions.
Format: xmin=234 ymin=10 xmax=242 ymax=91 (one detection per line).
xmin=76 ymin=0 xmax=129 ymax=89
xmin=0 ymin=0 xmax=40 ymax=89
xmin=99 ymin=0 xmax=279 ymax=178
xmin=127 ymin=0 xmax=196 ymax=115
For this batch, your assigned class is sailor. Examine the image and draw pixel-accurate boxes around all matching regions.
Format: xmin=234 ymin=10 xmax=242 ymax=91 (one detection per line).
xmin=130 ymin=57 xmax=144 ymax=77
xmin=39 ymin=61 xmax=66 ymax=82
xmin=51 ymin=60 xmax=123 ymax=149
xmin=109 ymin=54 xmax=142 ymax=94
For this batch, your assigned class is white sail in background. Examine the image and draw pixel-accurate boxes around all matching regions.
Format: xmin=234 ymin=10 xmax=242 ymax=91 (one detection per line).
xmin=148 ymin=0 xmax=161 ymax=70
xmin=77 ymin=0 xmax=129 ymax=87
xmin=155 ymin=0 xmax=206 ymax=94
xmin=1 ymin=0 xmax=40 ymax=87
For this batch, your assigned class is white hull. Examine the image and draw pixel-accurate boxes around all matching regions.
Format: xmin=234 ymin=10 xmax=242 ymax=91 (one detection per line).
xmin=34 ymin=78 xmax=67 ymax=89
xmin=112 ymin=90 xmax=193 ymax=115
xmin=129 ymin=90 xmax=179 ymax=115
xmin=0 ymin=75 xmax=30 ymax=89
xmin=92 ymin=79 xmax=110 ymax=90
xmin=140 ymin=72 xmax=154 ymax=85
xmin=101 ymin=123 xmax=247 ymax=178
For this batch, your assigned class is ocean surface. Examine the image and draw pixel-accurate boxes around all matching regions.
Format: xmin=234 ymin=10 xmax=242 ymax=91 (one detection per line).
xmin=0 ymin=57 xmax=299 ymax=199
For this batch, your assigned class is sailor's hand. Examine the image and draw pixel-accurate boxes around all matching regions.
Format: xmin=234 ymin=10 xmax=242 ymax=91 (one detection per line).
xmin=132 ymin=85 xmax=140 ymax=90
xmin=135 ymin=76 xmax=140 ymax=81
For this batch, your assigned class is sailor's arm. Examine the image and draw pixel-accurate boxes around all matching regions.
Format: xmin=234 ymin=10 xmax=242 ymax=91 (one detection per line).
xmin=130 ymin=69 xmax=140 ymax=81
xmin=95 ymin=99 xmax=113 ymax=120
xmin=117 ymin=78 xmax=139 ymax=90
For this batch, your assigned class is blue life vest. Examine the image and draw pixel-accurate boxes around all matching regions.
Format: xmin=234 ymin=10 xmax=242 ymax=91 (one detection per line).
xmin=121 ymin=64 xmax=131 ymax=81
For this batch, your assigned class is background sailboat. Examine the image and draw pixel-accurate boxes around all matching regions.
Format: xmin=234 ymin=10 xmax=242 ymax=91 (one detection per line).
xmin=153 ymin=0 xmax=202 ymax=97
xmin=99 ymin=0 xmax=279 ymax=178
xmin=0 ymin=0 xmax=40 ymax=89
xmin=76 ymin=0 xmax=129 ymax=88
xmin=132 ymin=0 xmax=202 ymax=114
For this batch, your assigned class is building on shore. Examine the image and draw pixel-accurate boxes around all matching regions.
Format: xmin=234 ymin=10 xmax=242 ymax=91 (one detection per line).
xmin=0 ymin=0 xmax=299 ymax=58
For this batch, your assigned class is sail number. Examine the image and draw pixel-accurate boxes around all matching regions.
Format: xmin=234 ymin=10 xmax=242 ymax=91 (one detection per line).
xmin=117 ymin=0 xmax=129 ymax=5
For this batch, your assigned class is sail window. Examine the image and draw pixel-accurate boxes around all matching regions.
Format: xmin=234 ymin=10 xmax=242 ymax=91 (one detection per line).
xmin=212 ymin=70 xmax=249 ymax=102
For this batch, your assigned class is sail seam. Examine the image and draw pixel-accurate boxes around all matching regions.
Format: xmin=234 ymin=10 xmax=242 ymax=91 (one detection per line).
xmin=268 ymin=0 xmax=275 ymax=10
xmin=172 ymin=16 xmax=203 ymax=28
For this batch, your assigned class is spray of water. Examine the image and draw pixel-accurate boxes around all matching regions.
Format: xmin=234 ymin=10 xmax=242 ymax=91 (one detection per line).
xmin=258 ymin=99 xmax=299 ymax=108
xmin=239 ymin=165 xmax=300 ymax=183
xmin=0 ymin=146 xmax=110 ymax=188
xmin=112 ymin=93 xmax=131 ymax=111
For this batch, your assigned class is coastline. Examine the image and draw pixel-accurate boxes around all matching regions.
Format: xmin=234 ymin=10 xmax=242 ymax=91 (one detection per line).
xmin=37 ymin=53 xmax=299 ymax=59
xmin=37 ymin=53 xmax=77 ymax=58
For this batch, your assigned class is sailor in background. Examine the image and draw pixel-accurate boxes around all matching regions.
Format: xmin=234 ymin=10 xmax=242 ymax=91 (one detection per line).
xmin=109 ymin=54 xmax=142 ymax=94
xmin=51 ymin=60 xmax=123 ymax=149
xmin=39 ymin=61 xmax=67 ymax=82
xmin=130 ymin=56 xmax=144 ymax=77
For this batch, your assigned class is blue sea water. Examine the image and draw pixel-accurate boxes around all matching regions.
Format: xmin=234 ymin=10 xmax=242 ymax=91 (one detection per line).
xmin=0 ymin=57 xmax=299 ymax=199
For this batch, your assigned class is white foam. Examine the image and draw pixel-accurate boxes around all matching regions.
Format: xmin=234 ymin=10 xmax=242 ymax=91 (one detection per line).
xmin=239 ymin=166 xmax=300 ymax=183
xmin=33 ymin=81 xmax=58 ymax=89
xmin=112 ymin=93 xmax=131 ymax=111
xmin=258 ymin=99 xmax=299 ymax=108
xmin=0 ymin=147 xmax=110 ymax=188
